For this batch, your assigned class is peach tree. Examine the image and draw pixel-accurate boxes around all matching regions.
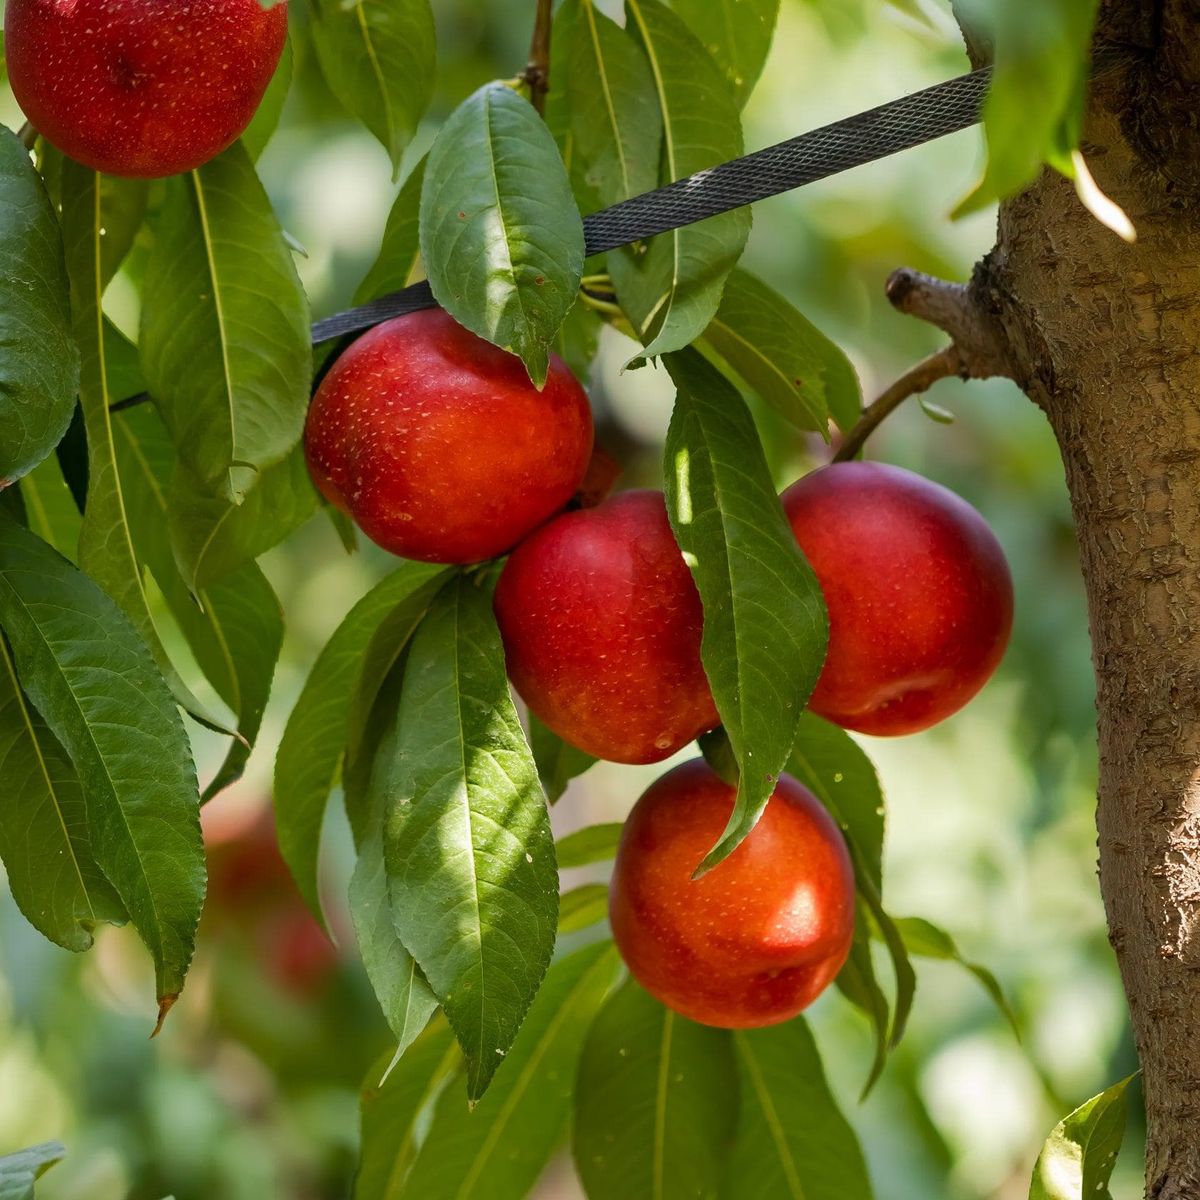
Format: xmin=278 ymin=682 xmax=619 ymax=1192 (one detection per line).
xmin=0 ymin=0 xmax=1191 ymax=1197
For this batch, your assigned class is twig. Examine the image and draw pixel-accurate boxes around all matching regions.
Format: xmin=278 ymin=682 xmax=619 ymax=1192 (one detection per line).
xmin=521 ymin=0 xmax=554 ymax=115
xmin=17 ymin=122 xmax=38 ymax=152
xmin=833 ymin=346 xmax=962 ymax=463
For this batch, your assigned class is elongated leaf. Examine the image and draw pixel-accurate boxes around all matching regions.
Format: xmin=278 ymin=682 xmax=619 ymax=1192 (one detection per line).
xmin=835 ymin=906 xmax=891 ymax=1098
xmin=608 ymin=0 xmax=750 ymax=359
xmin=380 ymin=576 xmax=559 ymax=1101
xmin=404 ymin=943 xmax=623 ymax=1198
xmin=0 ymin=514 xmax=206 ymax=1013
xmin=357 ymin=1020 xmax=460 ymax=1200
xmin=1030 ymin=1076 xmax=1136 ymax=1200
xmin=663 ymin=350 xmax=828 ymax=872
xmin=112 ymin=404 xmax=283 ymax=801
xmin=167 ymin=444 xmax=319 ymax=591
xmin=724 ymin=1019 xmax=873 ymax=1200
xmin=568 ymin=0 xmax=663 ymax=206
xmin=0 ymin=637 xmax=124 ymax=951
xmin=955 ymin=0 xmax=1098 ymax=215
xmin=702 ymin=269 xmax=861 ymax=435
xmin=574 ymin=980 xmax=738 ymax=1199
xmin=895 ymin=916 xmax=1019 ymax=1039
xmin=529 ymin=711 xmax=596 ymax=804
xmin=559 ymin=884 xmax=611 ymax=935
xmin=310 ymin=0 xmax=436 ymax=173
xmin=665 ymin=0 xmax=779 ymax=107
xmin=787 ymin=712 xmax=883 ymax=891
xmin=0 ymin=127 xmax=78 ymax=487
xmin=556 ymin=823 xmax=623 ymax=869
xmin=351 ymin=825 xmax=439 ymax=1060
xmin=57 ymin=159 xmax=229 ymax=732
xmin=420 ymin=83 xmax=585 ymax=386
xmin=355 ymin=159 xmax=426 ymax=304
xmin=242 ymin=33 xmax=293 ymax=161
xmin=275 ymin=562 xmax=447 ymax=922
xmin=784 ymin=716 xmax=914 ymax=1048
xmin=18 ymin=456 xmax=81 ymax=559
xmin=141 ymin=142 xmax=310 ymax=500
xmin=0 ymin=1142 xmax=65 ymax=1200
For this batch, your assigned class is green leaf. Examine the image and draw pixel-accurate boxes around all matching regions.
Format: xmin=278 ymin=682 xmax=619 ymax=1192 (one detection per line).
xmin=568 ymin=0 xmax=663 ymax=206
xmin=784 ymin=715 xmax=914 ymax=1049
xmin=1029 ymin=1076 xmax=1136 ymax=1200
xmin=559 ymin=883 xmax=610 ymax=934
xmin=242 ymin=32 xmax=293 ymax=161
xmin=608 ymin=0 xmax=750 ymax=360
xmin=724 ymin=1019 xmax=874 ymax=1200
xmin=140 ymin=142 xmax=311 ymax=501
xmin=167 ymin=443 xmax=320 ymax=591
xmin=955 ymin=0 xmax=1098 ymax=215
xmin=555 ymin=823 xmax=623 ymax=870
xmin=275 ymin=561 xmax=447 ymax=923
xmin=0 ymin=127 xmax=79 ymax=486
xmin=663 ymin=350 xmax=828 ymax=872
xmin=574 ymin=980 xmax=738 ymax=1200
xmin=894 ymin=916 xmax=1020 ymax=1039
xmin=420 ymin=83 xmax=585 ymax=387
xmin=529 ymin=710 xmax=597 ymax=804
xmin=404 ymin=943 xmax=623 ymax=1198
xmin=58 ymin=159 xmax=230 ymax=732
xmin=351 ymin=790 xmax=440 ymax=1060
xmin=701 ymin=269 xmax=862 ymax=435
xmin=0 ymin=1142 xmax=65 ymax=1200
xmin=355 ymin=158 xmax=426 ymax=304
xmin=112 ymin=404 xmax=284 ymax=802
xmin=835 ymin=906 xmax=891 ymax=1098
xmin=665 ymin=0 xmax=779 ymax=107
xmin=0 ymin=514 xmax=206 ymax=1013
xmin=310 ymin=0 xmax=436 ymax=173
xmin=787 ymin=712 xmax=883 ymax=891
xmin=18 ymin=456 xmax=81 ymax=560
xmin=0 ymin=637 xmax=125 ymax=951
xmin=356 ymin=1020 xmax=460 ymax=1200
xmin=380 ymin=576 xmax=559 ymax=1101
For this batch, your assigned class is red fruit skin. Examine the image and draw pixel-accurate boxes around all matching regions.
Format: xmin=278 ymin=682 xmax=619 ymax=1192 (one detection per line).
xmin=783 ymin=461 xmax=1014 ymax=736
xmin=305 ymin=309 xmax=594 ymax=565
xmin=610 ymin=760 xmax=855 ymax=1029
xmin=494 ymin=490 xmax=718 ymax=765
xmin=4 ymin=0 xmax=288 ymax=179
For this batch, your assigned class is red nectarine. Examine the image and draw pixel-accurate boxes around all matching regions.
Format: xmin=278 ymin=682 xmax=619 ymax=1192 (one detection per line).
xmin=494 ymin=490 xmax=718 ymax=764
xmin=5 ymin=0 xmax=288 ymax=178
xmin=783 ymin=461 xmax=1013 ymax=736
xmin=305 ymin=308 xmax=594 ymax=564
xmin=610 ymin=759 xmax=855 ymax=1028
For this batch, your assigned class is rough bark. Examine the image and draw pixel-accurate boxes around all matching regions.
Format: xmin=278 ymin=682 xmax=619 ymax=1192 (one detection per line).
xmin=902 ymin=5 xmax=1200 ymax=1195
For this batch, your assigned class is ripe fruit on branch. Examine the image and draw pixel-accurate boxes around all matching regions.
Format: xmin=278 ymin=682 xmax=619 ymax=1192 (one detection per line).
xmin=4 ymin=0 xmax=288 ymax=178
xmin=783 ymin=460 xmax=1013 ymax=736
xmin=609 ymin=759 xmax=855 ymax=1028
xmin=494 ymin=490 xmax=718 ymax=764
xmin=305 ymin=308 xmax=594 ymax=564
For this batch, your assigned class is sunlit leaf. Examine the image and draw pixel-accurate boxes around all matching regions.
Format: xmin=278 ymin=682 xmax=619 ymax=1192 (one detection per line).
xmin=0 ymin=1141 xmax=65 ymax=1200
xmin=663 ymin=350 xmax=828 ymax=872
xmin=421 ymin=83 xmax=585 ymax=386
xmin=1030 ymin=1076 xmax=1136 ymax=1200
xmin=665 ymin=0 xmax=779 ymax=107
xmin=380 ymin=576 xmax=559 ymax=1101
xmin=556 ymin=823 xmax=623 ymax=870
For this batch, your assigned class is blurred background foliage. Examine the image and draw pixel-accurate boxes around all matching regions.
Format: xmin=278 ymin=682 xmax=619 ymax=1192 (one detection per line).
xmin=0 ymin=0 xmax=1137 ymax=1196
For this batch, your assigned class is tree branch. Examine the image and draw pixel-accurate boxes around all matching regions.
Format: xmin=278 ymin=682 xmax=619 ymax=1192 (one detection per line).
xmin=833 ymin=347 xmax=962 ymax=463
xmin=522 ymin=0 xmax=555 ymax=116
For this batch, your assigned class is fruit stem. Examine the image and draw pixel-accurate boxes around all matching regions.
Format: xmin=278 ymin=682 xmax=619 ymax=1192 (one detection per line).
xmin=521 ymin=0 xmax=555 ymax=116
xmin=16 ymin=122 xmax=38 ymax=152
xmin=833 ymin=346 xmax=962 ymax=463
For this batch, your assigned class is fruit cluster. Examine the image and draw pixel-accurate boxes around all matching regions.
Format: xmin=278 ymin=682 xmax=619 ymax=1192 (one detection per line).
xmin=305 ymin=309 xmax=1015 ymax=1029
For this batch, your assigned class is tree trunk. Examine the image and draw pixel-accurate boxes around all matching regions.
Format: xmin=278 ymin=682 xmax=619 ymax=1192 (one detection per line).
xmin=908 ymin=5 xmax=1200 ymax=1194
